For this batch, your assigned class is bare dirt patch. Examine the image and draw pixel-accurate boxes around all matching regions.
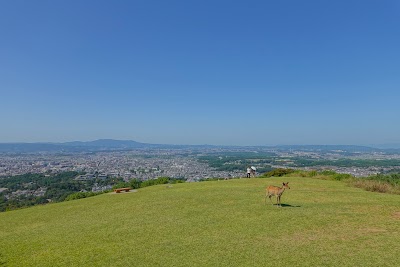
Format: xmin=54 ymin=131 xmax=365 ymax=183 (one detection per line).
xmin=392 ymin=211 xmax=400 ymax=219
xmin=358 ymin=228 xmax=387 ymax=234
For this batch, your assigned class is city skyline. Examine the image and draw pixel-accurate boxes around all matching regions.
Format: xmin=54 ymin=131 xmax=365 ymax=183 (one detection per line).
xmin=1 ymin=1 xmax=399 ymax=145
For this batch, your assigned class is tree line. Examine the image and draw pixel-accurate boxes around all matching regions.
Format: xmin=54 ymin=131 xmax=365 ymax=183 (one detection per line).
xmin=0 ymin=172 xmax=123 ymax=212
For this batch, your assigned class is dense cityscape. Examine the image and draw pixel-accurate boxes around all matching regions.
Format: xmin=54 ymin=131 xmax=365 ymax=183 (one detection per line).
xmin=0 ymin=149 xmax=243 ymax=182
xmin=2 ymin=147 xmax=400 ymax=180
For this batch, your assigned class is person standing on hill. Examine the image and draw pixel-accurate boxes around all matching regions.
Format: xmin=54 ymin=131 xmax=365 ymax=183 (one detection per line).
xmin=246 ymin=167 xmax=251 ymax=178
xmin=250 ymin=166 xmax=256 ymax=177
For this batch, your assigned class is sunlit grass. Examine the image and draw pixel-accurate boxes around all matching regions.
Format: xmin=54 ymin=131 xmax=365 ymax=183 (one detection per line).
xmin=1 ymin=177 xmax=400 ymax=266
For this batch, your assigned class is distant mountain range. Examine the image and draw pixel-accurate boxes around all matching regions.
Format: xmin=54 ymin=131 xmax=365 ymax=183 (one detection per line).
xmin=61 ymin=139 xmax=151 ymax=148
xmin=0 ymin=139 xmax=399 ymax=153
xmin=0 ymin=139 xmax=216 ymax=153
xmin=368 ymin=143 xmax=400 ymax=149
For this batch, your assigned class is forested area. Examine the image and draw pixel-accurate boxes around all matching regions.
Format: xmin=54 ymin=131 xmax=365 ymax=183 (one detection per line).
xmin=0 ymin=172 xmax=121 ymax=212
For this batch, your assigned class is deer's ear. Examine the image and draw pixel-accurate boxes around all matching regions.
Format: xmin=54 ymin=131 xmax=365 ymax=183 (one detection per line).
xmin=287 ymin=182 xmax=289 ymax=184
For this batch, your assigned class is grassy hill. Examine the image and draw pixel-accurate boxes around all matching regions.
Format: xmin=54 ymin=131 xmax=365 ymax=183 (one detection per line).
xmin=1 ymin=177 xmax=400 ymax=267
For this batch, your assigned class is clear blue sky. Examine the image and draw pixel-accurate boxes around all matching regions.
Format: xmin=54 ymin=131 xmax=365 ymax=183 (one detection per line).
xmin=1 ymin=0 xmax=399 ymax=145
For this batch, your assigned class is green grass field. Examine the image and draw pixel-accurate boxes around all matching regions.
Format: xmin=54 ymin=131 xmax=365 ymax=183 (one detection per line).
xmin=1 ymin=177 xmax=400 ymax=267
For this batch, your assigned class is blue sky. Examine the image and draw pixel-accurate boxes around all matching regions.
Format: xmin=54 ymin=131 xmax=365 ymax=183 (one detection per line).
xmin=1 ymin=0 xmax=399 ymax=145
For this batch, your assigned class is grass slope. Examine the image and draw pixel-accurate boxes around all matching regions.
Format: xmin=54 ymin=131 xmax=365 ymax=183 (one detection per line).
xmin=1 ymin=177 xmax=400 ymax=267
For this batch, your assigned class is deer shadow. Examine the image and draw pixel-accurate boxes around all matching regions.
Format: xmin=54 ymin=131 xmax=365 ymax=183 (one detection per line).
xmin=273 ymin=203 xmax=301 ymax=208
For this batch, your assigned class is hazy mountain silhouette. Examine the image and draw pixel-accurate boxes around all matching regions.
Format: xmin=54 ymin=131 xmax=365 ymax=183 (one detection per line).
xmin=0 ymin=140 xmax=397 ymax=153
xmin=62 ymin=139 xmax=149 ymax=148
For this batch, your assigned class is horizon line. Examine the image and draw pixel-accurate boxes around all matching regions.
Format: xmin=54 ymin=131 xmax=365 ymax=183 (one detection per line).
xmin=0 ymin=138 xmax=397 ymax=148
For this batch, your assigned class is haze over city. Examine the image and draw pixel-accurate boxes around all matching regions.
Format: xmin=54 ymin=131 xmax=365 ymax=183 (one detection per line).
xmin=1 ymin=0 xmax=399 ymax=145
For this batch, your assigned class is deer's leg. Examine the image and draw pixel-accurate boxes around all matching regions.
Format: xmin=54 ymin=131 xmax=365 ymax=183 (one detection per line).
xmin=268 ymin=195 xmax=273 ymax=205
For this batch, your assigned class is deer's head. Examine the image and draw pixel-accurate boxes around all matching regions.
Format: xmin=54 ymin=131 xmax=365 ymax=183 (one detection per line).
xmin=282 ymin=182 xmax=290 ymax=189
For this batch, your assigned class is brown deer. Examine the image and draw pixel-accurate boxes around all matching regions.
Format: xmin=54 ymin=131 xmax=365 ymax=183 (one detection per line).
xmin=265 ymin=182 xmax=290 ymax=207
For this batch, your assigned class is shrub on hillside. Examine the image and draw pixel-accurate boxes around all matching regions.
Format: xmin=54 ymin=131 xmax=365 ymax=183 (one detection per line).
xmin=170 ymin=178 xmax=185 ymax=184
xmin=308 ymin=170 xmax=318 ymax=177
xmin=332 ymin=173 xmax=352 ymax=181
xmin=347 ymin=173 xmax=400 ymax=195
xmin=129 ymin=179 xmax=142 ymax=189
xmin=367 ymin=173 xmax=400 ymax=186
xmin=351 ymin=179 xmax=397 ymax=194
xmin=289 ymin=170 xmax=318 ymax=177
xmin=140 ymin=177 xmax=170 ymax=188
xmin=276 ymin=169 xmax=353 ymax=181
xmin=263 ymin=168 xmax=295 ymax=177
xmin=65 ymin=191 xmax=105 ymax=201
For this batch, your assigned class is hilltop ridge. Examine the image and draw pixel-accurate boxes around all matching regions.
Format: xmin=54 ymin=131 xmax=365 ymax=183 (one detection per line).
xmin=1 ymin=177 xmax=400 ymax=267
